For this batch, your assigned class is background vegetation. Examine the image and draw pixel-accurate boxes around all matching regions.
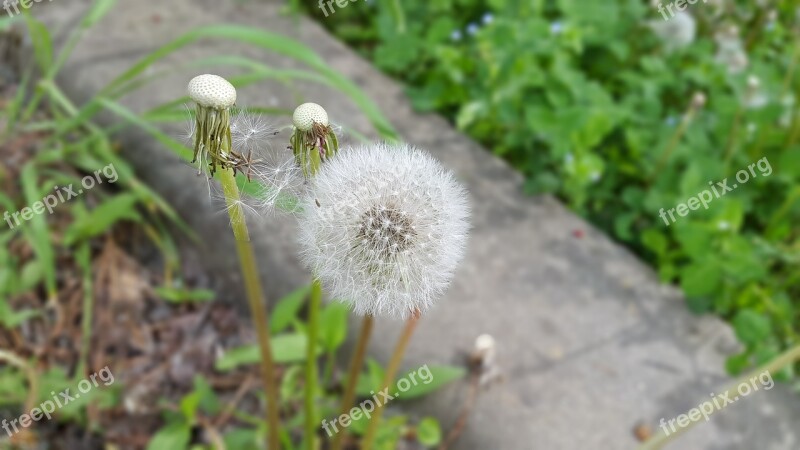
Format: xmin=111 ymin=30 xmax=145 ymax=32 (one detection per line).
xmin=309 ymin=0 xmax=800 ymax=380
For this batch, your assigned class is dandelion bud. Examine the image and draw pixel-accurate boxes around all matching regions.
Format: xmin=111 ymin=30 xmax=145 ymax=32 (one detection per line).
xmin=472 ymin=334 xmax=496 ymax=367
xmin=297 ymin=142 xmax=470 ymax=319
xmin=691 ymin=91 xmax=707 ymax=109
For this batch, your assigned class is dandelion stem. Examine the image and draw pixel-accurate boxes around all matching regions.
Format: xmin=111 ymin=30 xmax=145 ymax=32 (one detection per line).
xmin=218 ymin=165 xmax=281 ymax=450
xmin=362 ymin=310 xmax=422 ymax=450
xmin=637 ymin=342 xmax=800 ymax=450
xmin=305 ymin=278 xmax=323 ymax=450
xmin=652 ymin=108 xmax=695 ymax=181
xmin=331 ymin=315 xmax=375 ymax=450
xmin=389 ymin=0 xmax=407 ymax=34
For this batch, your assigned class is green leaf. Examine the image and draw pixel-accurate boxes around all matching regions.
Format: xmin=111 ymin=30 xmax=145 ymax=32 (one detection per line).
xmin=732 ymin=310 xmax=772 ymax=346
xmin=154 ymin=287 xmax=215 ymax=304
xmin=21 ymin=13 xmax=53 ymax=73
xmin=216 ymin=333 xmax=319 ymax=371
xmin=680 ymin=261 xmax=721 ymax=298
xmin=179 ymin=391 xmax=201 ymax=424
xmin=224 ymin=428 xmax=260 ymax=450
xmin=725 ymin=352 xmax=750 ymax=375
xmin=193 ymin=376 xmax=221 ymax=416
xmin=416 ymin=417 xmax=442 ymax=447
xmin=147 ymin=422 xmax=192 ymax=450
xmin=318 ymin=302 xmax=349 ymax=352
xmin=64 ymin=193 xmax=142 ymax=245
xmin=356 ymin=358 xmax=386 ymax=397
xmin=80 ymin=0 xmax=118 ymax=29
xmin=19 ymin=163 xmax=56 ymax=298
xmin=396 ymin=365 xmax=465 ymax=400
xmin=270 ymin=285 xmax=310 ymax=333
xmin=0 ymin=301 xmax=40 ymax=328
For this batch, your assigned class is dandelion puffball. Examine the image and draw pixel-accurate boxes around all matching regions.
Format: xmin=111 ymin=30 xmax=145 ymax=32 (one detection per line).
xmin=188 ymin=74 xmax=236 ymax=109
xmin=292 ymin=103 xmax=329 ymax=131
xmin=297 ymin=142 xmax=470 ymax=319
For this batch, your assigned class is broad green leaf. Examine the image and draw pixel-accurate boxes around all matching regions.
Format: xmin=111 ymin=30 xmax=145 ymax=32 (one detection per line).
xmin=318 ymin=302 xmax=349 ymax=351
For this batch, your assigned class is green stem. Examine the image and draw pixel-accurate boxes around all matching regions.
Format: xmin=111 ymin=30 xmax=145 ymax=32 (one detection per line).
xmin=218 ymin=166 xmax=281 ymax=450
xmin=0 ymin=350 xmax=39 ymax=414
xmin=389 ymin=0 xmax=407 ymax=34
xmin=76 ymin=243 xmax=93 ymax=380
xmin=362 ymin=311 xmax=421 ymax=450
xmin=305 ymin=278 xmax=323 ymax=450
xmin=331 ymin=315 xmax=375 ymax=450
xmin=651 ymin=108 xmax=695 ymax=182
xmin=638 ymin=342 xmax=800 ymax=450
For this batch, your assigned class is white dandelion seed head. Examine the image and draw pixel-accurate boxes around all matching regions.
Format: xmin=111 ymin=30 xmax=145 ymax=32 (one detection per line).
xmin=187 ymin=74 xmax=236 ymax=109
xmin=292 ymin=103 xmax=329 ymax=131
xmin=297 ymin=142 xmax=470 ymax=319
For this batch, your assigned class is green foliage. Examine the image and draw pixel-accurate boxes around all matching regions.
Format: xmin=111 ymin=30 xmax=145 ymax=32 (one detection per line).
xmin=314 ymin=0 xmax=800 ymax=376
xmin=0 ymin=1 xmax=466 ymax=446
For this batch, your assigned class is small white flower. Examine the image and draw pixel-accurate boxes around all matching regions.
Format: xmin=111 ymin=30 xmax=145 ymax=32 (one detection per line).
xmin=450 ymin=29 xmax=463 ymax=41
xmin=188 ymin=74 xmax=236 ymax=109
xmin=550 ymin=21 xmax=563 ymax=35
xmin=648 ymin=12 xmax=696 ymax=51
xmin=466 ymin=23 xmax=480 ymax=36
xmin=482 ymin=13 xmax=494 ymax=25
xmin=297 ymin=142 xmax=470 ymax=319
xmin=292 ymin=103 xmax=329 ymax=131
xmin=714 ymin=26 xmax=748 ymax=74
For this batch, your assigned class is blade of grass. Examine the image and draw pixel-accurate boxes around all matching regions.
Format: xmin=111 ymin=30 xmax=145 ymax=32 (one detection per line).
xmin=20 ymin=12 xmax=53 ymax=73
xmin=74 ymin=242 xmax=93 ymax=379
xmin=19 ymin=163 xmax=57 ymax=301
xmin=97 ymin=25 xmax=397 ymax=138
xmin=21 ymin=0 xmax=118 ymax=120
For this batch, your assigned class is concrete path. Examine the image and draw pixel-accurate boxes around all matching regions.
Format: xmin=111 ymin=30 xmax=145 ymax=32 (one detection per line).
xmin=34 ymin=0 xmax=800 ymax=448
